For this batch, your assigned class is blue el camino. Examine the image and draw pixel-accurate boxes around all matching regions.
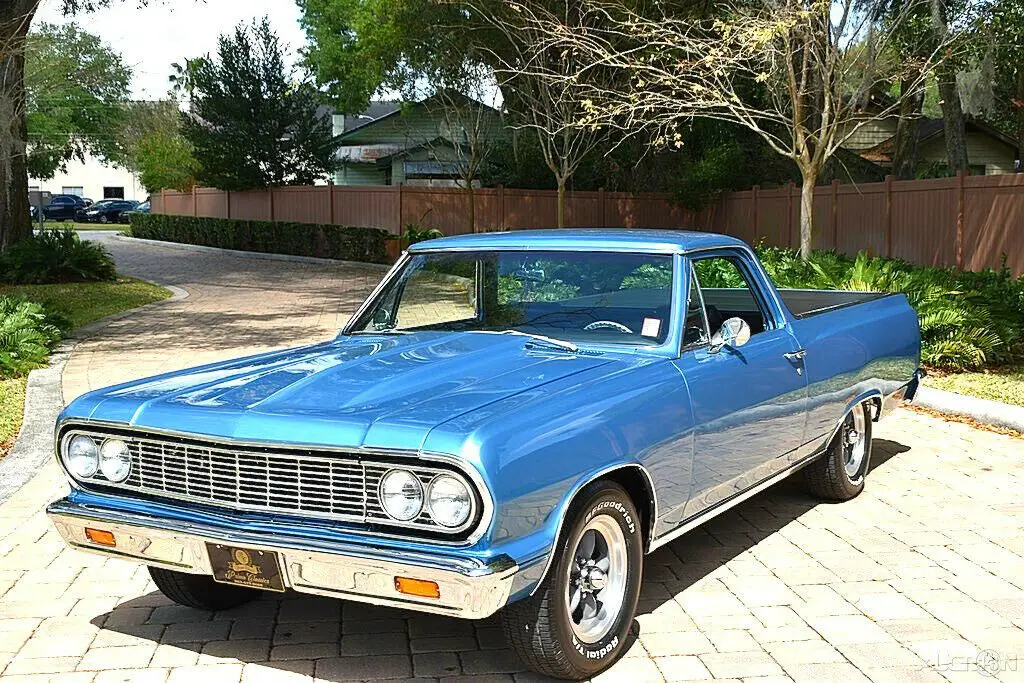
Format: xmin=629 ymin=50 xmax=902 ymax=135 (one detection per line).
xmin=47 ymin=229 xmax=920 ymax=679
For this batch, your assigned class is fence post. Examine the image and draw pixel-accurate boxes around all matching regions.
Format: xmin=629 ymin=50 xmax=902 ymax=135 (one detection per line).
xmin=225 ymin=190 xmax=231 ymax=220
xmin=397 ymin=183 xmax=404 ymax=234
xmin=599 ymin=188 xmax=606 ymax=227
xmin=160 ymin=188 xmax=166 ymax=214
xmin=955 ymin=170 xmax=965 ymax=269
xmin=752 ymin=185 xmax=759 ymax=243
xmin=192 ymin=185 xmax=198 ymax=217
xmin=498 ymin=184 xmax=505 ymax=231
xmin=327 ymin=181 xmax=335 ymax=224
xmin=831 ymin=179 xmax=840 ymax=251
xmin=883 ymin=175 xmax=894 ymax=257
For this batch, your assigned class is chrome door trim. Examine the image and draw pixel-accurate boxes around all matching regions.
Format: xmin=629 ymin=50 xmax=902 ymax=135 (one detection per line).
xmin=341 ymin=252 xmax=412 ymax=335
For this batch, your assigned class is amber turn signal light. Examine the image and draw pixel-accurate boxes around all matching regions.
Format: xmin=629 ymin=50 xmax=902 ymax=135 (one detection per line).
xmin=394 ymin=576 xmax=440 ymax=599
xmin=85 ymin=528 xmax=116 ymax=547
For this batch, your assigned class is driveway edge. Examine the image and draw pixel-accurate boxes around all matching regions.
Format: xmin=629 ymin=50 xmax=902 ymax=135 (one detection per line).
xmin=0 ymin=284 xmax=188 ymax=505
xmin=915 ymin=385 xmax=1024 ymax=432
xmin=113 ymin=235 xmax=392 ymax=271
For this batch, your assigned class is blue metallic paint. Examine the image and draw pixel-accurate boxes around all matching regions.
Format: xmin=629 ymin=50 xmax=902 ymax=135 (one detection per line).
xmin=53 ymin=230 xmax=920 ymax=608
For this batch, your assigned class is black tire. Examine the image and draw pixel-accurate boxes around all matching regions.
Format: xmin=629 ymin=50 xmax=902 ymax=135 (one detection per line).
xmin=502 ymin=481 xmax=643 ymax=680
xmin=148 ymin=566 xmax=259 ymax=611
xmin=804 ymin=402 xmax=873 ymax=501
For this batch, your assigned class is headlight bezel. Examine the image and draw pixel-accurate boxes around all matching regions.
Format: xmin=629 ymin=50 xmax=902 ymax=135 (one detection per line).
xmin=60 ymin=432 xmax=132 ymax=483
xmin=64 ymin=434 xmax=100 ymax=479
xmin=98 ymin=438 xmax=132 ymax=483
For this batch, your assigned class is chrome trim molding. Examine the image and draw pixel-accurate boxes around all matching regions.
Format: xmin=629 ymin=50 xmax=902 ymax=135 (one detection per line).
xmin=649 ymin=450 xmax=821 ymax=552
xmin=529 ymin=462 xmax=658 ymax=597
xmin=55 ymin=419 xmax=494 ymax=547
xmin=341 ymin=252 xmax=411 ymax=335
xmin=48 ymin=498 xmax=516 ymax=620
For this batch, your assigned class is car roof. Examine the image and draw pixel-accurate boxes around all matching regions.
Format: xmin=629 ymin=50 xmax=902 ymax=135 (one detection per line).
xmin=406 ymin=229 xmax=750 ymax=255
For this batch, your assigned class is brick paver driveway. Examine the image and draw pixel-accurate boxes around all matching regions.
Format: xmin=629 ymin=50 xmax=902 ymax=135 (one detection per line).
xmin=2 ymin=235 xmax=1024 ymax=682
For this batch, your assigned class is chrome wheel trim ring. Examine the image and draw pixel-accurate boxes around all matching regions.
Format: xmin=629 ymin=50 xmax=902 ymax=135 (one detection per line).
xmin=843 ymin=405 xmax=868 ymax=479
xmin=564 ymin=514 xmax=628 ymax=644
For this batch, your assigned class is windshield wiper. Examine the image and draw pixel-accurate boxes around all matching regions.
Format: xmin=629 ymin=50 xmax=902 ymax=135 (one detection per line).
xmin=348 ymin=329 xmax=410 ymax=336
xmin=498 ymin=329 xmax=579 ymax=353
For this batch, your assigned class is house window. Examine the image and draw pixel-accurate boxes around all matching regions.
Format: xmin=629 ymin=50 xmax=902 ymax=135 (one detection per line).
xmin=62 ymin=186 xmax=84 ymax=197
xmin=103 ymin=187 xmax=125 ymax=199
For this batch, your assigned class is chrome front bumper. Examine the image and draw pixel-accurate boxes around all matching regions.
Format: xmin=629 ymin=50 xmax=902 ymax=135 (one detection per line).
xmin=47 ymin=498 xmax=517 ymax=619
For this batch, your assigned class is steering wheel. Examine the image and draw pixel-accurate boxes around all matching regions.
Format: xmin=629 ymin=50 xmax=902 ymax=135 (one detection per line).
xmin=583 ymin=320 xmax=634 ymax=334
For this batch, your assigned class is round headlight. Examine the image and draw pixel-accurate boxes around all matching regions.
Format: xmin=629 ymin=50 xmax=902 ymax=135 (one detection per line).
xmin=379 ymin=469 xmax=423 ymax=521
xmin=65 ymin=435 xmax=99 ymax=479
xmin=99 ymin=439 xmax=131 ymax=482
xmin=426 ymin=474 xmax=473 ymax=528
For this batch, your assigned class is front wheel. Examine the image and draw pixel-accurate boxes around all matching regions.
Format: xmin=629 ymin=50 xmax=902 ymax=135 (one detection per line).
xmin=804 ymin=402 xmax=873 ymax=501
xmin=148 ymin=566 xmax=259 ymax=611
xmin=502 ymin=481 xmax=643 ymax=680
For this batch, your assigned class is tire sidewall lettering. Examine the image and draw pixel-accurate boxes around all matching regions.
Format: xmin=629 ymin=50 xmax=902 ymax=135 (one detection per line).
xmin=583 ymin=500 xmax=636 ymax=536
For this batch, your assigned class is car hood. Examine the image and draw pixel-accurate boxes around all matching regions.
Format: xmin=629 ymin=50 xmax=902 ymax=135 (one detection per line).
xmin=67 ymin=332 xmax=623 ymax=451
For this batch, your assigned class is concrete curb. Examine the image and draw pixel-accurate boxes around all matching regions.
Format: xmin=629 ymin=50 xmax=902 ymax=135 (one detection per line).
xmin=915 ymin=385 xmax=1024 ymax=433
xmin=0 ymin=284 xmax=188 ymax=505
xmin=113 ymin=235 xmax=392 ymax=271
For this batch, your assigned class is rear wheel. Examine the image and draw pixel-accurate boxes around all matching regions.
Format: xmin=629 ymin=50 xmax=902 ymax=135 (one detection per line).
xmin=804 ymin=402 xmax=873 ymax=501
xmin=148 ymin=566 xmax=259 ymax=611
xmin=502 ymin=481 xmax=643 ymax=680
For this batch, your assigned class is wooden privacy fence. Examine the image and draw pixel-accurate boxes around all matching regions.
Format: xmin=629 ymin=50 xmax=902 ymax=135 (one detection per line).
xmin=155 ymin=184 xmax=700 ymax=236
xmin=155 ymin=172 xmax=1024 ymax=275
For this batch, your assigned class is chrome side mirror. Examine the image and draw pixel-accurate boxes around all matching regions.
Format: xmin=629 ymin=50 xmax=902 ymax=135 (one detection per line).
xmin=710 ymin=317 xmax=751 ymax=353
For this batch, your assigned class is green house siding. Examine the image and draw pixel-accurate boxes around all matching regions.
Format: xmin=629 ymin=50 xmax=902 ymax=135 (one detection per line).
xmin=918 ymin=133 xmax=1017 ymax=175
xmin=336 ymin=164 xmax=388 ymax=186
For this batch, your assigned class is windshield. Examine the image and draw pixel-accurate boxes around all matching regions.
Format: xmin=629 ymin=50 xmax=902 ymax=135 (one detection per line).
xmin=347 ymin=250 xmax=675 ymax=346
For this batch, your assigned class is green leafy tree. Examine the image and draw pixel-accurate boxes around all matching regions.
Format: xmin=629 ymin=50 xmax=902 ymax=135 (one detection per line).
xmin=183 ymin=17 xmax=339 ymax=190
xmin=24 ymin=22 xmax=131 ymax=179
xmin=1 ymin=0 xmax=150 ymax=252
xmin=118 ymin=99 xmax=199 ymax=192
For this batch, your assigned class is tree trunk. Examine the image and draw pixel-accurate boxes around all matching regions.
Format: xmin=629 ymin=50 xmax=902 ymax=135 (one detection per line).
xmin=465 ymin=182 xmax=476 ymax=233
xmin=1016 ymin=66 xmax=1024 ymax=171
xmin=556 ymin=176 xmax=565 ymax=228
xmin=798 ymin=170 xmax=816 ymax=260
xmin=0 ymin=1 xmax=35 ymax=252
xmin=892 ymin=77 xmax=925 ymax=180
xmin=937 ymin=71 xmax=969 ymax=173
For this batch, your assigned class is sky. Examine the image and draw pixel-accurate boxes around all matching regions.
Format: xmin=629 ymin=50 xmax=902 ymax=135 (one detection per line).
xmin=35 ymin=0 xmax=309 ymax=100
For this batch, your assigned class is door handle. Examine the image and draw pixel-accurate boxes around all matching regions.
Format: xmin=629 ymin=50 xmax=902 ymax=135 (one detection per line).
xmin=784 ymin=349 xmax=806 ymax=361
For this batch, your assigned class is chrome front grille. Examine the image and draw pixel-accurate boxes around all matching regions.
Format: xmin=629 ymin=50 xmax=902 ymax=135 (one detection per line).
xmin=124 ymin=440 xmax=366 ymax=520
xmin=60 ymin=427 xmax=488 ymax=538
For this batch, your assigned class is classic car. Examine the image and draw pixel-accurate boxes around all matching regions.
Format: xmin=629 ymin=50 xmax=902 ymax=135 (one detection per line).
xmin=47 ymin=230 xmax=920 ymax=680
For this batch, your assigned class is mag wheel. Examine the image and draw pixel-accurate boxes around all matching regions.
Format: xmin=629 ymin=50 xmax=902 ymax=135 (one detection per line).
xmin=502 ymin=481 xmax=643 ymax=680
xmin=804 ymin=402 xmax=873 ymax=501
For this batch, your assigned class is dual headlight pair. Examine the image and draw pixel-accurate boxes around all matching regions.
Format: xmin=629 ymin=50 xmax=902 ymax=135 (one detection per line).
xmin=62 ymin=434 xmax=131 ymax=483
xmin=379 ymin=469 xmax=474 ymax=529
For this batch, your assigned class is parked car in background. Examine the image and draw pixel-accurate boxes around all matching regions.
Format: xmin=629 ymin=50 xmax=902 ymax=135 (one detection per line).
xmin=42 ymin=194 xmax=88 ymax=221
xmin=124 ymin=200 xmax=150 ymax=217
xmin=77 ymin=199 xmax=139 ymax=224
xmin=47 ymin=230 xmax=921 ymax=680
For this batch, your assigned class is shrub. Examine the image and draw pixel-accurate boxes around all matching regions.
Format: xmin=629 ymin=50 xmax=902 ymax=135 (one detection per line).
xmin=753 ymin=244 xmax=1024 ymax=372
xmin=402 ymin=222 xmax=444 ymax=245
xmin=129 ymin=214 xmax=390 ymax=264
xmin=0 ymin=230 xmax=116 ymax=284
xmin=0 ymin=297 xmax=65 ymax=377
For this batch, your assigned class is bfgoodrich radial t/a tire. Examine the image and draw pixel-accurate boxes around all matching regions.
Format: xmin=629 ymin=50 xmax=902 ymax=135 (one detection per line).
xmin=502 ymin=481 xmax=643 ymax=680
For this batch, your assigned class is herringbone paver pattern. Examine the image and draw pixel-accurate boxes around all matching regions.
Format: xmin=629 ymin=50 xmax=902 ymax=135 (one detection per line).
xmin=1 ymin=235 xmax=1022 ymax=682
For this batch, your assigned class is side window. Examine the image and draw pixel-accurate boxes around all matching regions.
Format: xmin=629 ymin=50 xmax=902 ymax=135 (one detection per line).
xmin=692 ymin=255 xmax=770 ymax=335
xmin=683 ymin=265 xmax=709 ymax=347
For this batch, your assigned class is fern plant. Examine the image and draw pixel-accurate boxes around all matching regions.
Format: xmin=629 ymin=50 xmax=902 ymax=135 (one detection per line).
xmin=0 ymin=230 xmax=116 ymax=284
xmin=0 ymin=297 xmax=64 ymax=377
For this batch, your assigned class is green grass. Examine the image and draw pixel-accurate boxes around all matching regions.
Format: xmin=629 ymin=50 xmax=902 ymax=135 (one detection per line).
xmin=41 ymin=222 xmax=124 ymax=231
xmin=925 ymin=366 xmax=1024 ymax=407
xmin=0 ymin=377 xmax=27 ymax=454
xmin=0 ymin=277 xmax=170 ymax=329
xmin=0 ymin=278 xmax=170 ymax=457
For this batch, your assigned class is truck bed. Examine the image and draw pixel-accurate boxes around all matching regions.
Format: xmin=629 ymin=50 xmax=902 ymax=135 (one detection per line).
xmin=778 ymin=289 xmax=890 ymax=319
